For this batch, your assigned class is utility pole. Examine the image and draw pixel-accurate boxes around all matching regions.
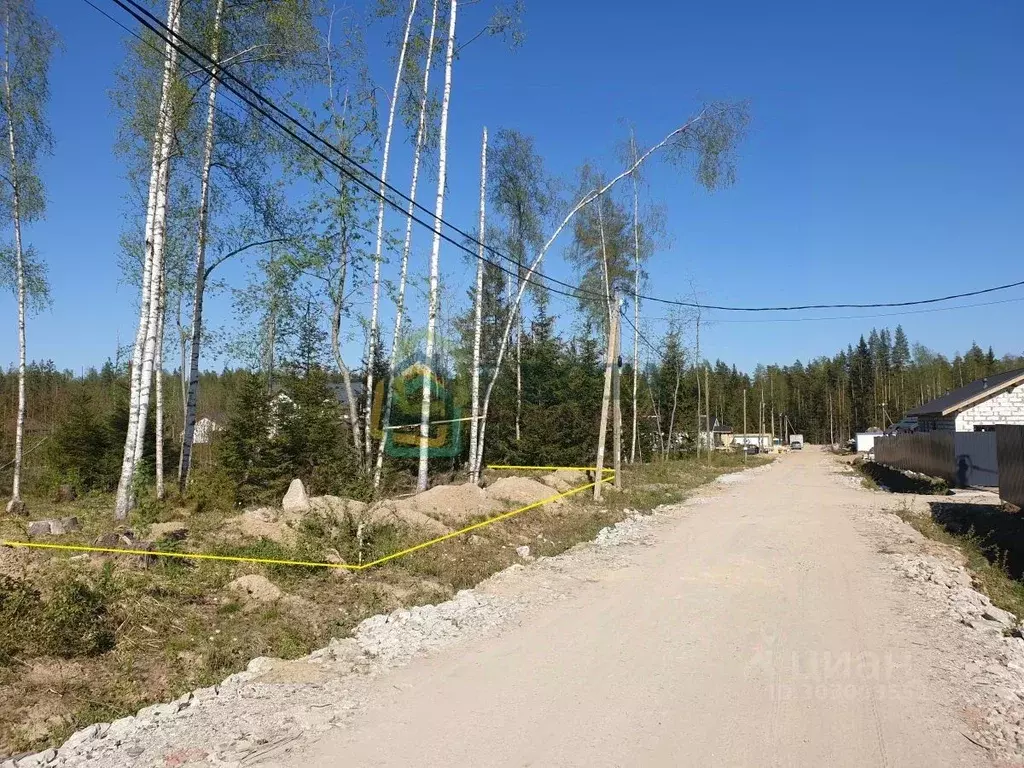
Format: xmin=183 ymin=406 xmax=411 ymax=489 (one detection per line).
xmin=743 ymin=388 xmax=747 ymax=465
xmin=705 ymin=365 xmax=711 ymax=468
xmin=612 ymin=294 xmax=623 ymax=489
xmin=694 ymin=314 xmax=701 ymax=461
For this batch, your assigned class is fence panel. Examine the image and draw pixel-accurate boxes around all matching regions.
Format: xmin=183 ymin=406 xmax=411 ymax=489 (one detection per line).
xmin=874 ymin=433 xmax=955 ymax=484
xmin=953 ymin=432 xmax=999 ymax=488
xmin=998 ymin=426 xmax=1024 ymax=508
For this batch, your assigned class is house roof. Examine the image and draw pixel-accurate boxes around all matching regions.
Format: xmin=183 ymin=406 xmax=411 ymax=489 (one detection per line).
xmin=907 ymin=368 xmax=1024 ymax=417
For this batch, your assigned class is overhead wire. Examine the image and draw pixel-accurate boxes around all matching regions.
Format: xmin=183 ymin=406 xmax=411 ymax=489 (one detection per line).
xmin=96 ymin=0 xmax=1024 ymax=315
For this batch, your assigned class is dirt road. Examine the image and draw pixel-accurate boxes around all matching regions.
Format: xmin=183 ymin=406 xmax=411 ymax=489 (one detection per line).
xmin=287 ymin=452 xmax=985 ymax=767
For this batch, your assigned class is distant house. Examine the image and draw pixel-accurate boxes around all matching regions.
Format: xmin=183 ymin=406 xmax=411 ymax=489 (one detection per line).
xmin=700 ymin=417 xmax=734 ymax=449
xmin=734 ymin=432 xmax=774 ymax=450
xmin=855 ymin=428 xmax=884 ymax=453
xmin=908 ymin=368 xmax=1024 ymax=433
xmin=193 ymin=415 xmax=223 ymax=445
xmin=271 ymin=381 xmax=366 ymax=424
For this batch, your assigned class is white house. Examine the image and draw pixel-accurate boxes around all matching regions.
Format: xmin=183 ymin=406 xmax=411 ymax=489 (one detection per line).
xmin=908 ymin=368 xmax=1024 ymax=433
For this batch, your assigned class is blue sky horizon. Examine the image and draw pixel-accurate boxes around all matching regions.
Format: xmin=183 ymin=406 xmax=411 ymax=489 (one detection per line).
xmin=4 ymin=0 xmax=1022 ymax=376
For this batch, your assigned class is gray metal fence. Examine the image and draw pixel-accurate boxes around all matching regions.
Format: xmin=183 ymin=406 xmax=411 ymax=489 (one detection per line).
xmin=953 ymin=432 xmax=999 ymax=488
xmin=998 ymin=426 xmax=1024 ymax=508
xmin=874 ymin=433 xmax=955 ymax=484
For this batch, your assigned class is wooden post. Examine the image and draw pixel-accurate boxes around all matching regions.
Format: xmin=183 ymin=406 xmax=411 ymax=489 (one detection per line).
xmin=594 ymin=299 xmax=620 ymax=501
xmin=612 ymin=293 xmax=623 ymax=489
xmin=705 ymin=365 xmax=711 ymax=468
xmin=743 ymin=388 xmax=747 ymax=465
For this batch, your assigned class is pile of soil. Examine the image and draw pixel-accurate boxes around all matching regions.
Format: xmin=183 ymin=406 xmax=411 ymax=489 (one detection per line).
xmin=539 ymin=469 xmax=589 ymax=492
xmin=222 ymin=508 xmax=299 ymax=546
xmin=487 ymin=477 xmax=564 ymax=507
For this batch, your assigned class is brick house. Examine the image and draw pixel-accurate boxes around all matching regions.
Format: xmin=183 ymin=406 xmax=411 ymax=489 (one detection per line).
xmin=907 ymin=368 xmax=1024 ymax=433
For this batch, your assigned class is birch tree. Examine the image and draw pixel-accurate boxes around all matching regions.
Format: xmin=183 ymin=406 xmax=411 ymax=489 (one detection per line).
xmin=114 ymin=0 xmax=183 ymax=520
xmin=467 ymin=126 xmax=487 ymax=483
xmin=372 ymin=0 xmax=441 ymax=489
xmin=364 ymin=0 xmax=418 ymax=463
xmin=0 ymin=0 xmax=55 ymax=515
xmin=487 ymin=129 xmax=556 ymax=444
xmin=178 ymin=0 xmax=318 ymax=489
xmin=471 ymin=103 xmax=748 ymax=479
xmin=416 ymin=0 xmax=457 ymax=492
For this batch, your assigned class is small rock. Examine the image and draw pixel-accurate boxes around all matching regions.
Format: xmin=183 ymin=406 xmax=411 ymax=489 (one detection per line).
xmin=48 ymin=517 xmax=81 ymax=535
xmin=5 ymin=497 xmax=27 ymax=516
xmin=983 ymin=607 xmax=1016 ymax=628
xmin=125 ymin=745 xmax=144 ymax=757
xmin=226 ymin=574 xmax=282 ymax=603
xmin=282 ymin=478 xmax=310 ymax=514
xmin=515 ymin=545 xmax=532 ymax=560
xmin=26 ymin=520 xmax=52 ymax=536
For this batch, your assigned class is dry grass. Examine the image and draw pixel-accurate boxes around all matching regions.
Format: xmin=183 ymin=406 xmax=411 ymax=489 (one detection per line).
xmin=0 ymin=453 xmax=768 ymax=757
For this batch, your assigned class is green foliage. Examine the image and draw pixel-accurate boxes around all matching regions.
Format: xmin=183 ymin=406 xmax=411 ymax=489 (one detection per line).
xmin=45 ymin=389 xmax=116 ymax=492
xmin=41 ymin=574 xmax=117 ymax=658
xmin=0 ymin=570 xmax=117 ymax=664
xmin=0 ymin=575 xmax=42 ymax=665
xmin=219 ymin=372 xmax=287 ymax=504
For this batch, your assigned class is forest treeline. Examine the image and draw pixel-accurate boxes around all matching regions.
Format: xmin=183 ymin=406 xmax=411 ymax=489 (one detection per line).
xmin=1 ymin=0 xmax=753 ymax=516
xmin=2 ymin=323 xmax=1020 ymax=505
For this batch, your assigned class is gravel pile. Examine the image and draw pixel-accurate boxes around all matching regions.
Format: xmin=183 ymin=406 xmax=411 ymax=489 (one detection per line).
xmin=890 ymin=548 xmax=1024 ymax=761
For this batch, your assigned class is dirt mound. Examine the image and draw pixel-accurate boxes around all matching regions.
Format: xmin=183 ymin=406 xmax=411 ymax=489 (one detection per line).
xmin=362 ymin=500 xmax=452 ymax=537
xmin=405 ymin=482 xmax=501 ymax=526
xmin=226 ymin=574 xmax=282 ymax=603
xmin=309 ymin=496 xmax=369 ymax=517
xmin=539 ymin=469 xmax=589 ymax=492
xmin=487 ymin=477 xmax=563 ymax=507
xmin=223 ymin=508 xmax=298 ymax=545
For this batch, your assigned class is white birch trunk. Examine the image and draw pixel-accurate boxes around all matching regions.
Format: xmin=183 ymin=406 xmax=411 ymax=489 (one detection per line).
xmin=2 ymin=20 xmax=25 ymax=509
xmin=372 ymin=0 xmax=439 ymax=490
xmin=154 ymin=268 xmax=165 ymax=499
xmin=179 ymin=0 xmax=223 ymax=491
xmin=594 ymin=303 xmax=618 ymax=501
xmin=364 ymin=0 xmax=418 ymax=464
xmin=114 ymin=0 xmax=182 ymax=519
xmin=472 ymin=113 xmax=712 ymax=477
xmin=468 ymin=126 xmax=487 ymax=483
xmin=416 ymin=0 xmax=457 ymax=492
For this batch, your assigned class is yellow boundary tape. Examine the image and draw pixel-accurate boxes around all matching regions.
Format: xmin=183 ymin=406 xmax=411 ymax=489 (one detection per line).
xmin=0 ymin=466 xmax=616 ymax=572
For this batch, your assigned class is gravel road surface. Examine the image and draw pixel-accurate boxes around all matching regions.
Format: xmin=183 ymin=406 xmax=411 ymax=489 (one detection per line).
xmin=288 ymin=451 xmax=986 ymax=767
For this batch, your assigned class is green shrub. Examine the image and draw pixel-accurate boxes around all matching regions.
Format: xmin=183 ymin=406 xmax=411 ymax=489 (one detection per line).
xmin=41 ymin=574 xmax=117 ymax=658
xmin=0 ymin=576 xmax=43 ymax=665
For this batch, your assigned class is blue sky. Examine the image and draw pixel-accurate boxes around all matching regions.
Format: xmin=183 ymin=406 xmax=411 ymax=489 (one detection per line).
xmin=6 ymin=0 xmax=1023 ymax=374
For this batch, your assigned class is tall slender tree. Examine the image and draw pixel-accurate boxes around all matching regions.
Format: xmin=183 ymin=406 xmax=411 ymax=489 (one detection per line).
xmin=364 ymin=0 xmax=419 ymax=463
xmin=0 ymin=0 xmax=55 ymax=515
xmin=416 ymin=0 xmax=457 ymax=491
xmin=373 ymin=0 xmax=440 ymax=489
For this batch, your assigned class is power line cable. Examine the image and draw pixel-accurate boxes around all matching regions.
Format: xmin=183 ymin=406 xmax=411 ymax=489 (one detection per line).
xmin=99 ymin=0 xmax=1024 ymax=315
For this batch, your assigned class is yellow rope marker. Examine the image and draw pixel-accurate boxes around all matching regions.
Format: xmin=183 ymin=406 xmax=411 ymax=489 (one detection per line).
xmin=0 ymin=466 xmax=616 ymax=572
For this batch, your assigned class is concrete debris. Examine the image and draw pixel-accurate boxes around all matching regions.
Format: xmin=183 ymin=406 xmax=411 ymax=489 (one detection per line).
xmin=887 ymin=537 xmax=1024 ymax=760
xmin=26 ymin=517 xmax=80 ymax=536
xmin=282 ymin=478 xmax=310 ymax=514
